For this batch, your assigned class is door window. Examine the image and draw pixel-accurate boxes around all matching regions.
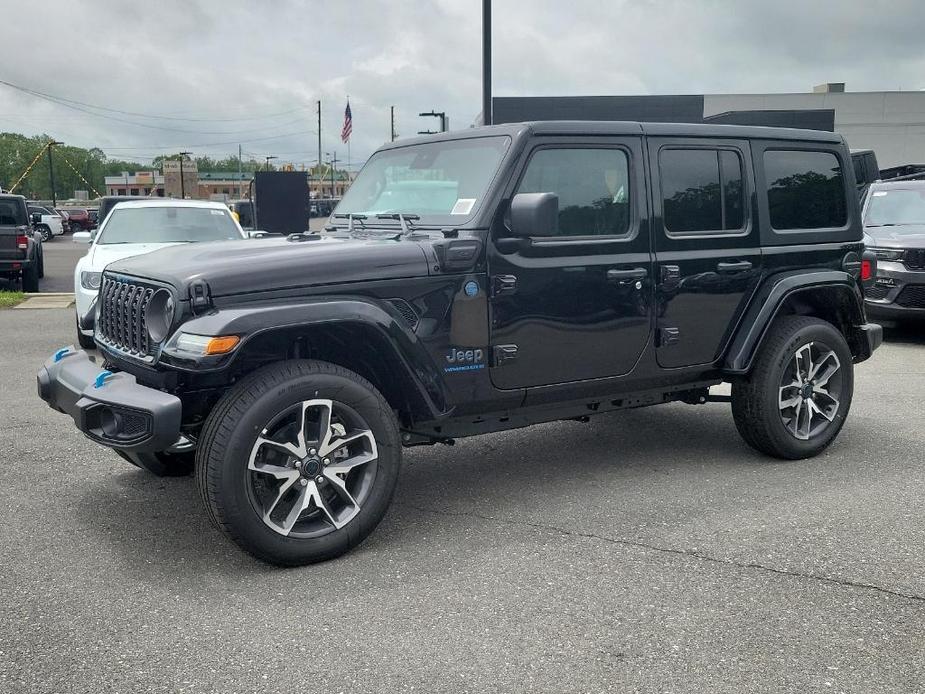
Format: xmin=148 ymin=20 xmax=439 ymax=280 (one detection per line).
xmin=659 ymin=148 xmax=746 ymax=235
xmin=764 ymin=150 xmax=847 ymax=230
xmin=516 ymin=148 xmax=631 ymax=237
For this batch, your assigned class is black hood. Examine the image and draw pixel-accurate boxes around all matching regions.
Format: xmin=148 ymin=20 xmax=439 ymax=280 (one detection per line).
xmin=105 ymin=235 xmax=432 ymax=297
xmin=864 ymin=224 xmax=925 ymax=249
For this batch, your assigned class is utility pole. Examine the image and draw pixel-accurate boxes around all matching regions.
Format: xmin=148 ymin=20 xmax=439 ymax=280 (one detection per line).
xmin=326 ymin=152 xmax=338 ymax=197
xmin=238 ymin=144 xmax=243 ymax=199
xmin=391 ymin=106 xmax=397 ymax=141
xmin=178 ymin=151 xmax=192 ymax=199
xmin=482 ymin=0 xmax=492 ymax=126
xmin=265 ymin=155 xmax=277 ymax=171
xmin=47 ymin=140 xmax=63 ymax=206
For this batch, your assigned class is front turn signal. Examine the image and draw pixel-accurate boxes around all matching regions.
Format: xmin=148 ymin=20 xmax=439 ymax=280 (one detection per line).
xmin=174 ymin=333 xmax=241 ymax=356
xmin=204 ymin=335 xmax=241 ymax=355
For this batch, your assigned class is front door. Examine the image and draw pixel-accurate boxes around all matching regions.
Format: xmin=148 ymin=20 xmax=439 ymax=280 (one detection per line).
xmin=488 ymin=138 xmax=653 ymax=390
xmin=648 ymin=138 xmax=763 ymax=368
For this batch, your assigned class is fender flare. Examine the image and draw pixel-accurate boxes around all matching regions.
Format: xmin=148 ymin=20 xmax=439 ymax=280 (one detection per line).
xmin=723 ymin=270 xmax=865 ymax=374
xmin=161 ymin=296 xmax=450 ymax=420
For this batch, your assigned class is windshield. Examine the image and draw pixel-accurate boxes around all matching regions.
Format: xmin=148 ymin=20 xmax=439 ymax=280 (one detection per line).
xmin=865 ymin=188 xmax=925 ymax=229
xmin=334 ymin=136 xmax=511 ymax=224
xmin=97 ymin=206 xmax=243 ymax=245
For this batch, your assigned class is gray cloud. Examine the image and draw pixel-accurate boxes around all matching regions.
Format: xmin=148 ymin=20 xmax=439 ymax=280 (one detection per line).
xmin=0 ymin=0 xmax=923 ymax=168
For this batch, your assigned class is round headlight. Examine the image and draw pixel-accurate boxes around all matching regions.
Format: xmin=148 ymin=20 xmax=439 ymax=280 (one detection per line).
xmin=146 ymin=289 xmax=175 ymax=343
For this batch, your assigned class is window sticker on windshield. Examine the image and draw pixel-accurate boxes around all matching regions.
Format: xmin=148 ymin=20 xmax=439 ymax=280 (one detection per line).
xmin=873 ymin=191 xmax=888 ymax=196
xmin=451 ymin=198 xmax=476 ymax=215
xmin=210 ymin=209 xmax=225 ymax=215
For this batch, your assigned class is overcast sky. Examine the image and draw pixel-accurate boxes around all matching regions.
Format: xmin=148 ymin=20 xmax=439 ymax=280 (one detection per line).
xmin=1 ymin=0 xmax=924 ymax=169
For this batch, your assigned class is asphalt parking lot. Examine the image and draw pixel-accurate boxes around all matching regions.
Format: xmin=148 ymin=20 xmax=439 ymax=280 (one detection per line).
xmin=1 ymin=306 xmax=923 ymax=693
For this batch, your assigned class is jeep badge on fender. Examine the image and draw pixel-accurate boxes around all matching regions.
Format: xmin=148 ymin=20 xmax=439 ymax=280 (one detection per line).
xmin=37 ymin=120 xmax=882 ymax=566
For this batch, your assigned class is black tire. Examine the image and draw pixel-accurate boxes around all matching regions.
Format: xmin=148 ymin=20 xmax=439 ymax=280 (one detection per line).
xmin=37 ymin=225 xmax=52 ymax=242
xmin=21 ymin=260 xmax=39 ymax=293
xmin=732 ymin=316 xmax=854 ymax=460
xmin=196 ymin=359 xmax=401 ymax=566
xmin=76 ymin=319 xmax=95 ymax=349
xmin=37 ymin=250 xmax=44 ymax=278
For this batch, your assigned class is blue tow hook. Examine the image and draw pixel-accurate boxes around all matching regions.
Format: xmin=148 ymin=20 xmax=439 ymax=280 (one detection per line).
xmin=93 ymin=370 xmax=115 ymax=389
xmin=53 ymin=347 xmax=71 ymax=363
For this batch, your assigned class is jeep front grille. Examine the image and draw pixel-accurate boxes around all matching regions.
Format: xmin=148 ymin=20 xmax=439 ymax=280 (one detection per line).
xmin=905 ymin=249 xmax=925 ymax=270
xmin=97 ymin=276 xmax=156 ymax=358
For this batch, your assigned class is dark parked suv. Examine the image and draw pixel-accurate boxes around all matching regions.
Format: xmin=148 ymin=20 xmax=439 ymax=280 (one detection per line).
xmin=38 ymin=122 xmax=881 ymax=565
xmin=862 ymin=179 xmax=925 ymax=322
xmin=0 ymin=194 xmax=43 ymax=291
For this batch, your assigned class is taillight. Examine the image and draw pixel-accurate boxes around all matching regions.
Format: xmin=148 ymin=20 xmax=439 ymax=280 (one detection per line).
xmin=16 ymin=234 xmax=28 ymax=250
xmin=861 ymin=259 xmax=872 ymax=281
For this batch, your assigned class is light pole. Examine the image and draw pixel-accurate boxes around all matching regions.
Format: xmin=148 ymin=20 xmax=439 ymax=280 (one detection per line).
xmin=418 ymin=110 xmax=447 ymax=134
xmin=178 ymin=151 xmax=191 ymax=199
xmin=47 ymin=140 xmax=64 ymax=206
xmin=265 ymin=155 xmax=277 ymax=171
xmin=482 ymin=0 xmax=492 ymax=125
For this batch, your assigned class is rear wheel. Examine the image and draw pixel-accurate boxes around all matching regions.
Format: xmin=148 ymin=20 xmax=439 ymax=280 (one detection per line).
xmin=37 ymin=250 xmax=44 ymax=278
xmin=196 ymin=360 xmax=401 ymax=565
xmin=732 ymin=316 xmax=853 ymax=459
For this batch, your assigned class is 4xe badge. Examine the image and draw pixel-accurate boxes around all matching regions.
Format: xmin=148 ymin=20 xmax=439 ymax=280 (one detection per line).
xmin=444 ymin=347 xmax=485 ymax=373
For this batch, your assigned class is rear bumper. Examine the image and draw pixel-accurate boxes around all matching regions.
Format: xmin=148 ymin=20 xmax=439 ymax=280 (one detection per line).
xmin=0 ymin=257 xmax=30 ymax=273
xmin=37 ymin=347 xmax=182 ymax=452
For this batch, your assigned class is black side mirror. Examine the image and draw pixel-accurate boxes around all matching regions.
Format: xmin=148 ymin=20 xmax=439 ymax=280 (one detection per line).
xmin=510 ymin=192 xmax=558 ymax=238
xmin=30 ymin=212 xmax=42 ymax=225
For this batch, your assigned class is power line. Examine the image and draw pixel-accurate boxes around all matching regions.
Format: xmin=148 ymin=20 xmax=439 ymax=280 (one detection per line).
xmin=0 ymin=78 xmax=312 ymax=122
xmin=0 ymin=79 xmax=314 ymax=135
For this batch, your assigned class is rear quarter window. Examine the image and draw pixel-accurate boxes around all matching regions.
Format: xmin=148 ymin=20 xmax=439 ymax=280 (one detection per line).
xmin=0 ymin=199 xmax=26 ymax=225
xmin=764 ymin=150 xmax=847 ymax=230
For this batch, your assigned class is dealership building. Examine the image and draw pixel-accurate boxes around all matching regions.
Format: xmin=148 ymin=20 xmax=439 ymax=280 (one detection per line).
xmin=492 ymin=84 xmax=925 ymax=168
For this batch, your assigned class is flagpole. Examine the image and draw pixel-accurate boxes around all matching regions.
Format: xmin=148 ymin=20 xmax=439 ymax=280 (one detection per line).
xmin=346 ymin=95 xmax=351 ymax=186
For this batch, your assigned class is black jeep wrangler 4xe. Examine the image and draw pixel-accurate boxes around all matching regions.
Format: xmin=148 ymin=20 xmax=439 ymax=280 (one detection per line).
xmin=38 ymin=122 xmax=882 ymax=565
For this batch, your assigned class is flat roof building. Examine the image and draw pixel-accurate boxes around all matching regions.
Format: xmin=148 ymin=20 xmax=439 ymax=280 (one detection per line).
xmin=492 ymin=85 xmax=925 ymax=168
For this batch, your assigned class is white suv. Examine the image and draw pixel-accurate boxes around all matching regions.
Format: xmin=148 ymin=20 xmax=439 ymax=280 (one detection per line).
xmin=28 ymin=205 xmax=65 ymax=241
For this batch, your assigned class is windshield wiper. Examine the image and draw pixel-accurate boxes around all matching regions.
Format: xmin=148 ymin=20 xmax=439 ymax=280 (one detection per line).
xmin=332 ymin=213 xmax=367 ymax=236
xmin=376 ymin=213 xmax=420 ymax=237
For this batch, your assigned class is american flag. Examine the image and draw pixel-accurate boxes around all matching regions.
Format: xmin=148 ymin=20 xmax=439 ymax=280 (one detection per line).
xmin=341 ymin=101 xmax=352 ymax=143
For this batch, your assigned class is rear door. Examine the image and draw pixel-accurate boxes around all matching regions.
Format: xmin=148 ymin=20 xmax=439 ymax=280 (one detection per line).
xmin=488 ymin=136 xmax=653 ymax=389
xmin=648 ymin=138 xmax=762 ymax=368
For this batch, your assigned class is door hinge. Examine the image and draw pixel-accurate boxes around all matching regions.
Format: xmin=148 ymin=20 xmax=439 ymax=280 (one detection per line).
xmin=658 ymin=327 xmax=681 ymax=347
xmin=491 ymin=274 xmax=517 ymax=297
xmin=492 ymin=344 xmax=518 ymax=366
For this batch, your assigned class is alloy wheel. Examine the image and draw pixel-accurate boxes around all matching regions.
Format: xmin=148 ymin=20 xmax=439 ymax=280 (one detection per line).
xmin=778 ymin=341 xmax=843 ymax=441
xmin=246 ymin=399 xmax=378 ymax=538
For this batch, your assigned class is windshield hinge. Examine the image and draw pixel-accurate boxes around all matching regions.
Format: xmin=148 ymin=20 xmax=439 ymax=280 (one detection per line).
xmin=189 ymin=279 xmax=212 ymax=311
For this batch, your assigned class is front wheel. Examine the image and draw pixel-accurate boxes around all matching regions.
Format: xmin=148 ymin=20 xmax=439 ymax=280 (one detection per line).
xmin=37 ymin=225 xmax=51 ymax=242
xmin=196 ymin=360 xmax=401 ymax=565
xmin=732 ymin=316 xmax=853 ymax=460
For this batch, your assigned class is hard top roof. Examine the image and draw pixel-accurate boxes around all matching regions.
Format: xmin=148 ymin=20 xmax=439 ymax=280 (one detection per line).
xmin=379 ymin=120 xmax=843 ymax=150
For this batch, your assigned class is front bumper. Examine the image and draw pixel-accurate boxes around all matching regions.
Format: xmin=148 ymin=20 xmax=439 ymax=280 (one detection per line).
xmin=37 ymin=347 xmax=182 ymax=452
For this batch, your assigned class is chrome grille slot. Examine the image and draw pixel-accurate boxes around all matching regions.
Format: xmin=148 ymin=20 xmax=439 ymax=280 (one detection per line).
xmin=98 ymin=276 xmax=158 ymax=359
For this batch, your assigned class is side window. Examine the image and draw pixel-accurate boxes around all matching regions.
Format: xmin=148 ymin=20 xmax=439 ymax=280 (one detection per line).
xmin=659 ymin=148 xmax=746 ymax=235
xmin=516 ymin=148 xmax=631 ymax=237
xmin=764 ymin=150 xmax=847 ymax=230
